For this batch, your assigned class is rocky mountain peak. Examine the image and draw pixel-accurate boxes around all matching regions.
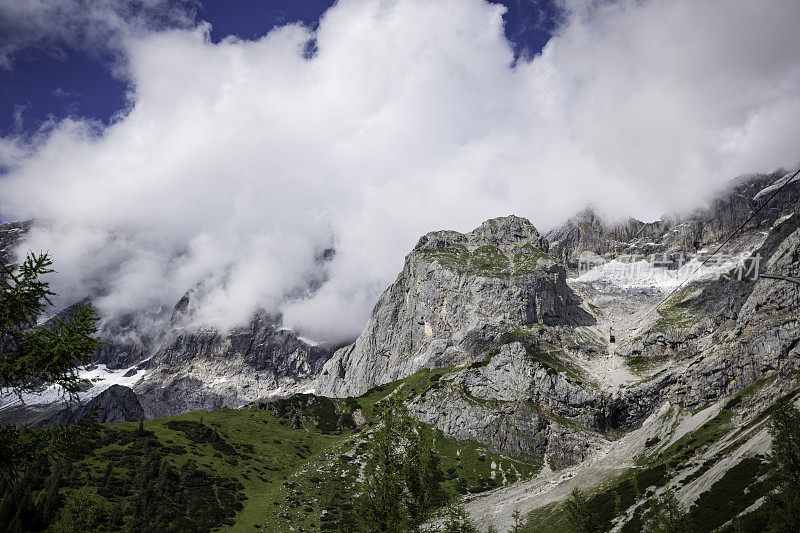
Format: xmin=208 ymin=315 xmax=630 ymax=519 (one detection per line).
xmin=316 ymin=214 xmax=593 ymax=397
xmin=546 ymin=208 xmax=646 ymax=270
xmin=414 ymin=215 xmax=547 ymax=253
xmin=470 ymin=215 xmax=548 ymax=250
xmin=547 ymin=170 xmax=800 ymax=271
xmin=44 ymin=385 xmax=144 ymax=425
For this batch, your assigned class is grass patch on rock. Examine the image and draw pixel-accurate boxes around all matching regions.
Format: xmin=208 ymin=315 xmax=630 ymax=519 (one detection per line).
xmin=5 ymin=367 xmax=544 ymax=532
xmin=420 ymin=243 xmax=553 ymax=278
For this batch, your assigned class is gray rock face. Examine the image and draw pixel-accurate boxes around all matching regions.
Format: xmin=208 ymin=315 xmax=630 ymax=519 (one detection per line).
xmin=0 ymin=280 xmax=334 ymax=423
xmin=541 ymin=171 xmax=799 ymax=433
xmin=316 ymin=216 xmax=594 ymax=397
xmin=408 ymin=343 xmax=608 ymax=467
xmin=0 ymin=220 xmax=336 ymax=421
xmin=0 ymin=220 xmax=32 ymax=265
xmin=614 ymin=214 xmax=800 ymax=414
xmin=548 ymin=170 xmax=800 ymax=271
xmin=674 ymin=170 xmax=800 ymax=250
xmin=677 ymin=220 xmax=800 ymax=408
xmin=135 ymin=312 xmax=333 ymax=417
xmin=94 ymin=312 xmax=160 ymax=369
xmin=46 ymin=385 xmax=144 ymax=425
xmin=547 ymin=209 xmax=646 ymax=271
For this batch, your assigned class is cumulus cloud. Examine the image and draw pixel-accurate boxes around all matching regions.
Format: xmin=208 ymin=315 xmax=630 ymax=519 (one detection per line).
xmin=0 ymin=0 xmax=799 ymax=344
xmin=0 ymin=0 xmax=198 ymax=70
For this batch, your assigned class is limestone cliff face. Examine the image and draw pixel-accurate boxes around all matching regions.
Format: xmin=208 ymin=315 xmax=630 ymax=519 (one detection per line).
xmin=548 ymin=170 xmax=800 ymax=270
xmin=45 ymin=385 xmax=144 ymax=425
xmin=670 ymin=170 xmax=800 ymax=251
xmin=0 ymin=220 xmax=32 ymax=265
xmin=611 ymin=214 xmax=800 ymax=419
xmin=668 ymin=217 xmax=800 ymax=408
xmin=408 ymin=342 xmax=608 ymax=467
xmin=546 ymin=209 xmax=645 ymax=271
xmin=316 ymin=216 xmax=594 ymax=397
xmin=135 ymin=311 xmax=333 ymax=418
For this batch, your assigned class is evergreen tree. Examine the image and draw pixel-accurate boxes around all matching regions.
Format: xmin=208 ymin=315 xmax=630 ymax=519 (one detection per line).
xmin=51 ymin=486 xmax=104 ymax=533
xmin=510 ymin=508 xmax=526 ymax=533
xmin=442 ymin=502 xmax=478 ymax=533
xmin=401 ymin=409 xmax=447 ymax=522
xmin=768 ymin=401 xmax=800 ymax=531
xmin=565 ymin=488 xmax=600 ymax=533
xmin=35 ymin=462 xmax=65 ymax=524
xmin=355 ymin=400 xmax=405 ymax=531
xmin=642 ymin=490 xmax=693 ymax=533
xmin=0 ymin=252 xmax=100 ymax=481
xmin=101 ymin=460 xmax=115 ymax=496
xmin=0 ymin=469 xmax=43 ymax=531
xmin=0 ymin=422 xmax=86 ymax=483
xmin=354 ymin=398 xmax=447 ymax=532
xmin=0 ymin=252 xmax=100 ymax=397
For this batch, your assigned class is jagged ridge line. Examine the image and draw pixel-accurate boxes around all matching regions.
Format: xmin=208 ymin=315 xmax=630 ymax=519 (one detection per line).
xmin=630 ymin=167 xmax=800 ymax=335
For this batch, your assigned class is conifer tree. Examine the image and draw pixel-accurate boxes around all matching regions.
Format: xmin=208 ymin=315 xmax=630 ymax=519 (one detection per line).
xmin=443 ymin=502 xmax=478 ymax=533
xmin=0 ymin=252 xmax=101 ymax=481
xmin=355 ymin=399 xmax=405 ymax=531
xmin=768 ymin=401 xmax=800 ymax=531
xmin=51 ymin=486 xmax=104 ymax=533
xmin=355 ymin=398 xmax=447 ymax=532
xmin=565 ymin=488 xmax=600 ymax=533
xmin=510 ymin=508 xmax=526 ymax=533
xmin=36 ymin=462 xmax=65 ymax=524
xmin=1 ymin=252 xmax=99 ymax=397
xmin=643 ymin=490 xmax=693 ymax=533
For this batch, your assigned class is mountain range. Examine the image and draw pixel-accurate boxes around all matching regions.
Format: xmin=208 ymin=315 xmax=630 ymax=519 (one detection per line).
xmin=1 ymin=168 xmax=798 ymax=531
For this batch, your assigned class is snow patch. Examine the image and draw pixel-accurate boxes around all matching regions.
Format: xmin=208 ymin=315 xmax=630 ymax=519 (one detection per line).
xmin=0 ymin=363 xmax=144 ymax=412
xmin=206 ymin=376 xmax=230 ymax=388
xmin=754 ymin=169 xmax=799 ymax=200
xmin=773 ymin=213 xmax=795 ymax=227
xmin=298 ymin=336 xmax=323 ymax=347
xmin=577 ymin=256 xmax=742 ymax=293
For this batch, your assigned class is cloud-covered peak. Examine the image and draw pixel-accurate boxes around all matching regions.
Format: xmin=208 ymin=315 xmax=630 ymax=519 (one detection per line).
xmin=1 ymin=0 xmax=798 ymax=343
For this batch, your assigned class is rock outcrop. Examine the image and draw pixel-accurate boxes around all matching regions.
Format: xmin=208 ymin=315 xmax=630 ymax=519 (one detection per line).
xmin=548 ymin=170 xmax=800 ymax=271
xmin=0 ymin=221 xmax=336 ymax=421
xmin=135 ymin=311 xmax=333 ymax=417
xmin=547 ymin=209 xmax=645 ymax=271
xmin=570 ymin=213 xmax=799 ymax=441
xmin=658 ymin=215 xmax=800 ymax=409
xmin=46 ymin=385 xmax=144 ymax=425
xmin=0 ymin=219 xmax=32 ymax=265
xmin=408 ymin=342 xmax=609 ymax=467
xmin=316 ymin=216 xmax=594 ymax=397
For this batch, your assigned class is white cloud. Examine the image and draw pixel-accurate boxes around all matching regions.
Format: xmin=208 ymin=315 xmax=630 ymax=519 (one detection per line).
xmin=1 ymin=0 xmax=799 ymax=343
xmin=0 ymin=0 xmax=197 ymax=70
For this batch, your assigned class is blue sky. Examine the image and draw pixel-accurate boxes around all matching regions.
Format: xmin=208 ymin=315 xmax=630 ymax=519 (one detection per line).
xmin=0 ymin=0 xmax=560 ymax=138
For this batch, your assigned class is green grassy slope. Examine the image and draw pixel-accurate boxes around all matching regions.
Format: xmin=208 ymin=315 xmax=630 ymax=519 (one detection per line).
xmin=419 ymin=243 xmax=552 ymax=278
xmin=3 ymin=368 xmax=540 ymax=533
